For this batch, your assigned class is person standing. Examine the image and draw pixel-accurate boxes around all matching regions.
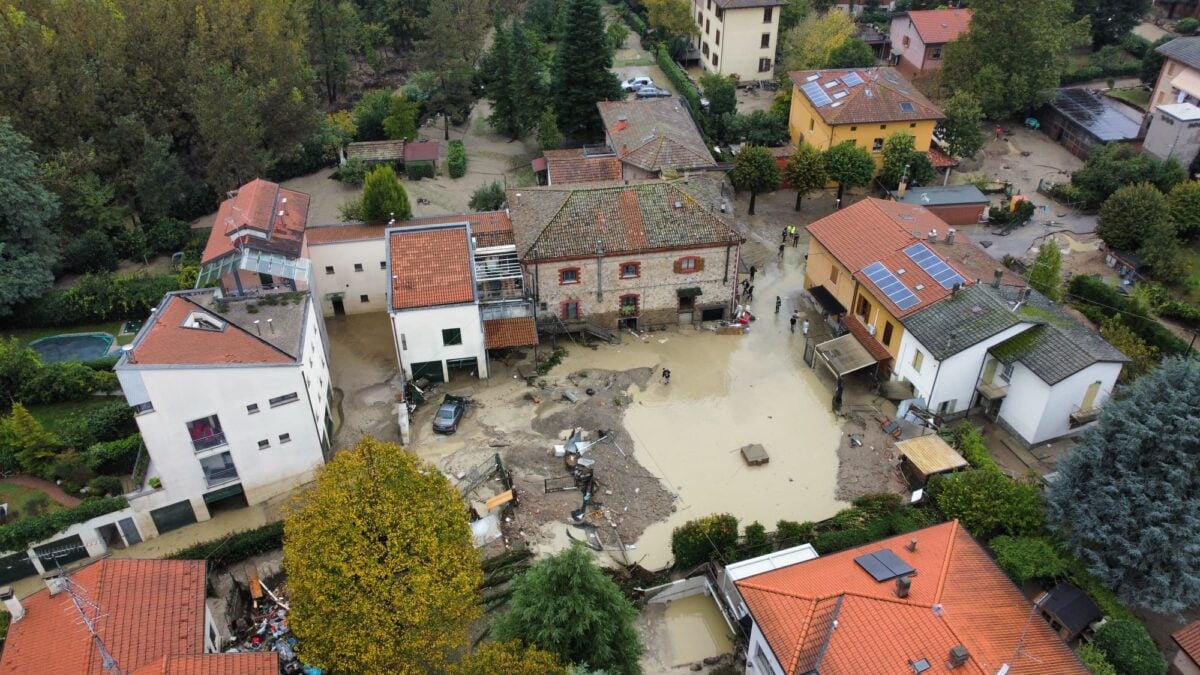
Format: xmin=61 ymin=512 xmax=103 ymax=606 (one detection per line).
xmin=781 ymin=227 xmax=788 ymax=243
xmin=790 ymin=311 xmax=799 ymax=333
xmin=792 ymin=229 xmax=800 ymax=247
xmin=749 ymin=265 xmax=757 ymax=282
xmin=775 ymin=296 xmax=782 ymax=314
xmin=801 ymin=319 xmax=810 ymax=337
xmin=662 ymin=368 xmax=671 ymax=385
xmin=778 ymin=243 xmax=785 ymax=259
xmin=746 ymin=285 xmax=754 ymax=301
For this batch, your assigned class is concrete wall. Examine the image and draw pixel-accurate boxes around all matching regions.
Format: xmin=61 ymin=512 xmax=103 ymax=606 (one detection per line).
xmin=530 ymin=243 xmax=739 ymax=330
xmin=694 ymin=0 xmax=779 ymax=82
xmin=894 ymin=323 xmax=1034 ymax=412
xmin=1142 ymin=108 xmax=1200 ymax=166
xmin=308 ymin=237 xmax=390 ymax=315
xmin=925 ymin=203 xmax=989 ymax=226
xmin=389 ymin=302 xmax=487 ymax=381
xmin=788 ymin=86 xmax=938 ymax=172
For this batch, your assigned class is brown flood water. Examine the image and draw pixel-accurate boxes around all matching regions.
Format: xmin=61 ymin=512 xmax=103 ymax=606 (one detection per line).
xmin=662 ymin=594 xmax=734 ymax=666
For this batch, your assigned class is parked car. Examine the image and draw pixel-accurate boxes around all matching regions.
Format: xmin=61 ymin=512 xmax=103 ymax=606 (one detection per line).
xmin=432 ymin=394 xmax=467 ymax=434
xmin=621 ymin=76 xmax=654 ymax=92
xmin=635 ymin=86 xmax=671 ymax=99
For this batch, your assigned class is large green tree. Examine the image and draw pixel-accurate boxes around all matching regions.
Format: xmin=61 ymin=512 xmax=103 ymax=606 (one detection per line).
xmin=1071 ymin=143 xmax=1182 ymax=209
xmin=552 ymin=0 xmax=622 ymax=140
xmin=1047 ymin=357 xmax=1200 ymax=613
xmin=1074 ymin=0 xmax=1151 ymax=46
xmin=780 ymin=10 xmax=855 ymax=71
xmin=646 ymin=0 xmax=698 ymax=40
xmin=482 ymin=22 xmax=548 ymax=140
xmin=284 ymin=437 xmax=481 ymax=673
xmin=731 ymin=146 xmax=782 ymax=215
xmin=449 ymin=642 xmax=568 ymax=675
xmin=308 ymin=0 xmax=361 ymax=104
xmin=491 ymin=544 xmax=642 ymax=675
xmin=823 ymin=140 xmax=875 ymax=205
xmin=416 ymin=0 xmax=491 ymax=139
xmin=361 ymin=166 xmax=413 ymax=221
xmin=1168 ymin=179 xmax=1200 ymax=240
xmin=0 ymin=338 xmax=39 ymax=408
xmin=0 ymin=119 xmax=58 ymax=316
xmin=826 ymin=38 xmax=876 ymax=68
xmin=942 ymin=0 xmax=1089 ymax=118
xmin=1097 ymin=182 xmax=1168 ymax=251
xmin=783 ymin=143 xmax=827 ymax=211
xmin=937 ymin=91 xmax=986 ymax=160
xmin=1027 ymin=239 xmax=1063 ymax=302
xmin=880 ymin=132 xmax=937 ymax=189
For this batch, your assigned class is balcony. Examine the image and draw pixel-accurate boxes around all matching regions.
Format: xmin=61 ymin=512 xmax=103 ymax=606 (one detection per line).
xmin=204 ymin=466 xmax=240 ymax=488
xmin=191 ymin=432 xmax=228 ymax=453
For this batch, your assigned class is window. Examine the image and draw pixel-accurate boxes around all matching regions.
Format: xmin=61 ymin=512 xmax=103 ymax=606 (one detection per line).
xmin=620 ymin=262 xmax=640 ymax=279
xmin=712 ymin=53 xmax=718 ymax=66
xmin=882 ymin=322 xmax=894 ymax=346
xmin=702 ymin=42 xmax=710 ymax=57
xmin=850 ymin=126 xmax=858 ymax=131
xmin=706 ymin=0 xmax=710 ymax=10
xmin=938 ymin=399 xmax=957 ymax=414
xmin=257 ymin=439 xmax=270 ymax=450
xmin=872 ymin=138 xmax=884 ymax=152
xmin=912 ymin=350 xmax=924 ymax=373
xmin=856 ymin=296 xmax=870 ymax=318
xmin=279 ymin=433 xmax=291 ymax=444
xmin=380 ymin=261 xmax=387 ymax=269
xmin=830 ymin=267 xmax=840 ymax=284
xmin=761 ymin=33 xmax=770 ymax=49
xmin=879 ymin=124 xmax=887 ymax=129
xmin=353 ymin=263 xmax=364 ymax=272
xmin=902 ymin=36 xmax=910 ymax=47
xmin=758 ymin=58 xmax=771 ymax=72
xmin=620 ymin=294 xmax=639 ymax=316
xmin=716 ymin=8 xmax=722 ymax=20
xmin=763 ymin=6 xmax=773 ymax=22
xmin=442 ymin=328 xmax=463 ymax=346
xmin=675 ymin=256 xmax=703 ymax=274
xmin=360 ymin=294 xmax=369 ymax=303
xmin=1000 ymin=362 xmax=1015 ymax=383
xmin=269 ymin=392 xmax=300 ymax=407
xmin=400 ymin=333 xmax=407 ymax=350
xmin=324 ymin=265 xmax=334 ymax=274
xmin=809 ymin=118 xmax=815 ymax=131
xmin=705 ymin=18 xmax=710 ymax=34
xmin=559 ymin=267 xmax=579 ymax=284
xmin=246 ymin=403 xmax=260 ymax=414
xmin=187 ymin=415 xmax=226 ymax=452
xmin=131 ymin=401 xmax=154 ymax=415
xmin=931 ymin=46 xmax=942 ymax=60
xmin=909 ymin=122 xmax=917 ymax=128
xmin=562 ymin=301 xmax=580 ymax=320
xmin=697 ymin=10 xmax=702 ymax=23
xmin=716 ymin=30 xmax=720 ymax=46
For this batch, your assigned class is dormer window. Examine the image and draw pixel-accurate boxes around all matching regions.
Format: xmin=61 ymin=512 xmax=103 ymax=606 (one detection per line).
xmin=183 ymin=312 xmax=225 ymax=331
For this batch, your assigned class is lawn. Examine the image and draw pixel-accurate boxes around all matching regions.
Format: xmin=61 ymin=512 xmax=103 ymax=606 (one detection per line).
xmin=3 ymin=320 xmax=131 ymax=348
xmin=1179 ymin=244 xmax=1200 ymax=305
xmin=0 ymin=483 xmax=64 ymax=522
xmin=1106 ymin=88 xmax=1150 ymax=108
xmin=27 ymin=397 xmax=122 ymax=433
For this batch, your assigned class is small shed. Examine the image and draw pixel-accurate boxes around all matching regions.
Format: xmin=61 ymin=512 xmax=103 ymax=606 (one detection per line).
xmin=1035 ymin=582 xmax=1103 ymax=642
xmin=890 ymin=184 xmax=990 ymax=226
xmin=346 ymin=140 xmax=405 ymax=164
xmin=404 ymin=140 xmax=440 ymax=174
xmin=1040 ymin=88 xmax=1142 ymax=159
xmin=895 ymin=435 xmax=967 ymax=487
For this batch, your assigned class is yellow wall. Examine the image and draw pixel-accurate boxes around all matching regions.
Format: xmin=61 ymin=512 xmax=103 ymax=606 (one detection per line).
xmin=850 ymin=285 xmax=905 ymax=358
xmin=803 ymin=239 xmax=855 ymax=310
xmin=787 ymin=84 xmax=939 ymax=173
xmin=695 ymin=1 xmax=778 ymax=83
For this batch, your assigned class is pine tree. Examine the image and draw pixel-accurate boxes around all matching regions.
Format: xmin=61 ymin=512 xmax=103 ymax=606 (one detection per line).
xmin=491 ymin=544 xmax=643 ymax=674
xmin=783 ymin=143 xmax=827 ymax=211
xmin=1046 ymin=357 xmax=1200 ymax=614
xmin=730 ymin=146 xmax=781 ymax=216
xmin=482 ymin=22 xmax=547 ymax=140
xmin=1027 ymin=239 xmax=1063 ymax=302
xmin=552 ymin=0 xmax=622 ymax=140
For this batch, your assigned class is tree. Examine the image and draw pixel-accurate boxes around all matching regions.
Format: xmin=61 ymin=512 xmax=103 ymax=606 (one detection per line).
xmin=1047 ymin=357 xmax=1200 ymax=613
xmin=1074 ymin=0 xmax=1151 ymax=47
xmin=416 ymin=0 xmax=491 ymax=139
xmin=1099 ymin=315 xmax=1158 ymax=383
xmin=1027 ymin=239 xmax=1063 ymax=302
xmin=723 ymin=110 xmax=789 ymax=146
xmin=930 ymin=469 xmax=1045 ymax=539
xmin=607 ymin=21 xmax=629 ymax=54
xmin=942 ymin=0 xmax=1089 ymax=118
xmin=880 ymin=132 xmax=937 ymax=189
xmin=354 ymin=90 xmax=396 ymax=141
xmin=0 ymin=119 xmax=58 ymax=316
xmin=646 ymin=0 xmax=698 ymax=40
xmin=524 ymin=0 xmax=563 ymax=40
xmin=1140 ymin=36 xmax=1173 ymax=85
xmin=0 ymin=338 xmax=39 ymax=408
xmin=283 ymin=437 xmax=481 ymax=673
xmin=190 ymin=63 xmax=272 ymax=193
xmin=1139 ymin=216 xmax=1186 ymax=280
xmin=780 ymin=0 xmax=811 ymax=33
xmin=361 ymin=166 xmax=413 ymax=221
xmin=701 ymin=73 xmax=738 ymax=141
xmin=1072 ymin=143 xmax=1172 ymax=209
xmin=537 ymin=109 xmax=564 ymax=150
xmin=937 ymin=91 xmax=986 ymax=160
xmin=482 ymin=22 xmax=548 ymax=140
xmin=988 ymin=535 xmax=1069 ymax=584
xmin=1168 ymin=180 xmax=1200 ymax=240
xmin=780 ymin=10 xmax=856 ymax=71
xmin=470 ymin=182 xmax=507 ymax=211
xmin=783 ymin=143 xmax=827 ymax=211
xmin=491 ymin=544 xmax=643 ymax=675
xmin=552 ymin=0 xmax=622 ymax=139
xmin=731 ymin=146 xmax=781 ymax=215
xmin=1091 ymin=618 xmax=1168 ymax=675
xmin=1097 ymin=182 xmax=1168 ymax=251
xmin=0 ymin=404 xmax=61 ymax=476
xmin=826 ymin=38 xmax=876 ymax=68
xmin=308 ymin=0 xmax=362 ymax=104
xmin=824 ymin=141 xmax=875 ymax=205
xmin=449 ymin=642 xmax=568 ymax=675
xmin=383 ymin=94 xmax=420 ymax=141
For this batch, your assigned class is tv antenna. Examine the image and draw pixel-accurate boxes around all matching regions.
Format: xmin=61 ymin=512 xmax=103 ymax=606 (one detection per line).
xmin=52 ymin=559 xmax=121 ymax=674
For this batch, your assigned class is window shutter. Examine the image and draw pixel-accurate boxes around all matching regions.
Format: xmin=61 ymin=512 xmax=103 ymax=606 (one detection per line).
xmin=695 ymin=257 xmax=705 ymax=271
xmin=673 ymin=259 xmax=683 ymax=273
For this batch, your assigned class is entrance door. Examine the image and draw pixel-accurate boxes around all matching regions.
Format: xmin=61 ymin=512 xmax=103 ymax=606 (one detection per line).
xmin=0 ymin=553 xmax=37 ymax=585
xmin=678 ymin=296 xmax=695 ymax=325
xmin=331 ymin=296 xmax=346 ymax=316
xmin=118 ymin=517 xmax=142 ymax=546
xmin=410 ymin=360 xmax=445 ymax=384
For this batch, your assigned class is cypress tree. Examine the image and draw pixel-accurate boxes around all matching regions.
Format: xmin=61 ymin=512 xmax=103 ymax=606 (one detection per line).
xmin=551 ymin=0 xmax=622 ymax=140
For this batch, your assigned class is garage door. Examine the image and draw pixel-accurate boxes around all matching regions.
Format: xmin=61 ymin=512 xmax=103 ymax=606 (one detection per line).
xmin=410 ymin=360 xmax=444 ymax=384
xmin=0 ymin=553 xmax=37 ymax=585
xmin=151 ymin=500 xmax=198 ymax=534
xmin=34 ymin=535 xmax=88 ymax=567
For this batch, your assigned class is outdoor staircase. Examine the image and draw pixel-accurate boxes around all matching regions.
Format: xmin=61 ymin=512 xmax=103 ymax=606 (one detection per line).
xmin=538 ymin=316 xmax=616 ymax=344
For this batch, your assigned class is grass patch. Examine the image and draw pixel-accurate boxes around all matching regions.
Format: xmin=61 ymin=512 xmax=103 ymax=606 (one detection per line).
xmin=0 ymin=483 xmax=64 ymax=522
xmin=3 ymin=321 xmax=129 ymax=348
xmin=1178 ymin=244 xmax=1200 ymax=305
xmin=615 ymin=55 xmax=655 ymax=67
xmin=1106 ymin=88 xmax=1150 ymax=107
xmin=27 ymin=397 xmax=122 ymax=433
xmin=507 ymin=165 xmax=538 ymax=188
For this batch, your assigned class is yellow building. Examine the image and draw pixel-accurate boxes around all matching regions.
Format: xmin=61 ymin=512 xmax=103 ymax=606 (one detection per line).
xmin=693 ymin=0 xmax=784 ymax=83
xmin=786 ymin=67 xmax=943 ymax=172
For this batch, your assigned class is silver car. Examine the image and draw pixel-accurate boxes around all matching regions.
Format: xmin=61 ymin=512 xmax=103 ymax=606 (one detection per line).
xmin=635 ymin=86 xmax=671 ymax=99
xmin=621 ymin=76 xmax=654 ymax=92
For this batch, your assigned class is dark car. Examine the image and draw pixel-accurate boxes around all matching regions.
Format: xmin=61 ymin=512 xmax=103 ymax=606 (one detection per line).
xmin=432 ymin=394 xmax=467 ymax=434
xmin=635 ymin=86 xmax=671 ymax=99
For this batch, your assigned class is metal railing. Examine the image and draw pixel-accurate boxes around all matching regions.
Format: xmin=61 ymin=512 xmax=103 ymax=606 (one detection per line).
xmin=191 ymin=432 xmax=227 ymax=453
xmin=204 ymin=466 xmax=240 ymax=488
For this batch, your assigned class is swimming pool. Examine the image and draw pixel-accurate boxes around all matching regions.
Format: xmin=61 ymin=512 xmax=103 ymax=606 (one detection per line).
xmin=28 ymin=332 xmax=116 ymax=363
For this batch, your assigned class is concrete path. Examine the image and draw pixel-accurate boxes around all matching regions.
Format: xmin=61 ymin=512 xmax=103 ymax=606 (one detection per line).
xmin=0 ymin=475 xmax=81 ymax=507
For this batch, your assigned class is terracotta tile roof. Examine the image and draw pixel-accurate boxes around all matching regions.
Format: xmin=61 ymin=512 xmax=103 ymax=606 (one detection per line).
xmin=388 ymin=225 xmax=475 ymax=310
xmin=544 ymin=148 xmax=623 ymax=185
xmin=808 ymin=199 xmax=967 ymax=317
xmin=0 ymin=560 xmax=231 ymax=675
xmin=598 ymin=99 xmax=716 ymax=172
xmin=127 ymin=292 xmax=298 ymax=366
xmin=202 ymin=179 xmax=309 ymax=264
xmin=737 ymin=521 xmax=1088 ymax=675
xmin=484 ymin=317 xmax=538 ymax=349
xmin=928 ymin=145 xmax=959 ymax=168
xmin=927 ymin=232 xmax=1024 ymax=288
xmin=305 ymin=224 xmax=386 ymax=244
xmin=345 ymin=139 xmax=404 ymax=162
xmin=130 ymin=654 xmax=279 ymax=675
xmin=788 ymin=67 xmax=943 ymax=126
xmin=1174 ymin=620 xmax=1200 ymax=664
xmin=404 ymin=140 xmax=440 ymax=162
xmin=304 ymin=212 xmax=514 ymax=247
xmin=906 ymin=8 xmax=972 ymax=45
xmin=843 ymin=314 xmax=893 ymax=361
xmin=507 ymin=180 xmax=740 ymax=261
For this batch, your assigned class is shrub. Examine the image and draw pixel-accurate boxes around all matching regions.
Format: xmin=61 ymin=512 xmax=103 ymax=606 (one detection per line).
xmin=929 ymin=470 xmax=1044 ymax=540
xmin=51 ymin=451 xmax=95 ymax=492
xmin=1092 ymin=618 xmax=1167 ymax=675
xmin=1068 ymin=275 xmax=1190 ymax=355
xmin=1120 ymin=32 xmax=1151 ymax=58
xmin=775 ymin=519 xmax=816 ymax=548
xmin=0 ymin=496 xmax=127 ymax=553
xmin=447 ymin=140 xmax=466 ymax=178
xmin=23 ymin=493 xmax=50 ymax=517
xmin=9 ymin=272 xmax=182 ymax=328
xmin=949 ymin=422 xmax=998 ymax=472
xmin=1178 ymin=18 xmax=1200 ymax=35
xmin=86 ymin=475 xmax=124 ymax=497
xmin=1077 ymin=644 xmax=1118 ymax=675
xmin=741 ymin=522 xmax=770 ymax=559
xmin=167 ymin=521 xmax=284 ymax=570
xmin=406 ymin=161 xmax=435 ymax=180
xmin=81 ymin=355 xmax=119 ymax=372
xmin=850 ymin=492 xmax=904 ymax=521
xmin=148 ymin=476 xmax=162 ymax=489
xmin=84 ymin=433 xmax=141 ymax=475
xmin=61 ymin=230 xmax=119 ymax=274
xmin=671 ymin=513 xmax=739 ymax=568
xmin=19 ymin=362 xmax=115 ymax=405
xmin=145 ymin=218 xmax=192 ymax=255
xmin=335 ymin=158 xmax=368 ymax=186
xmin=989 ymin=535 xmax=1068 ymax=583
xmin=59 ymin=402 xmax=135 ymax=451
xmin=469 ymin=182 xmax=506 ymax=212
xmin=811 ymin=525 xmax=885 ymax=554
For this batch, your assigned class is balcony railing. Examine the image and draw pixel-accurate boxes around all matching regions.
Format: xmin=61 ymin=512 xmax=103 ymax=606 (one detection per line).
xmin=204 ymin=466 xmax=240 ymax=488
xmin=192 ymin=432 xmax=227 ymax=453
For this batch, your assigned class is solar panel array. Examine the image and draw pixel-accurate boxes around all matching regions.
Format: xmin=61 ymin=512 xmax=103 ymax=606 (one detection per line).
xmin=854 ymin=549 xmax=916 ymax=582
xmin=862 ymin=261 xmax=919 ymax=311
xmin=802 ymin=81 xmax=832 ymax=107
xmin=842 ymin=72 xmax=864 ymax=87
xmin=904 ymin=242 xmax=966 ymax=289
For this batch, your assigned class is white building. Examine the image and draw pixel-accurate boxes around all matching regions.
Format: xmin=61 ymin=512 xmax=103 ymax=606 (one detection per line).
xmin=115 ymin=289 xmax=332 ymax=537
xmin=894 ymin=283 xmax=1127 ymax=446
xmin=693 ymin=0 xmax=783 ymax=82
xmin=305 ymin=224 xmax=392 ymax=316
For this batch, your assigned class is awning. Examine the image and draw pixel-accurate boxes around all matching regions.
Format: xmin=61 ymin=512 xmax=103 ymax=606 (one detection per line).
xmin=677 ymin=287 xmax=703 ymax=298
xmin=896 ymin=435 xmax=968 ymax=478
xmin=808 ymin=286 xmax=847 ymax=316
xmin=1172 ymin=69 xmax=1200 ymax=100
xmin=815 ymin=333 xmax=878 ymax=378
xmin=976 ymin=381 xmax=1008 ymax=400
xmin=531 ymin=156 xmax=548 ymax=172
xmin=484 ymin=316 xmax=538 ymax=349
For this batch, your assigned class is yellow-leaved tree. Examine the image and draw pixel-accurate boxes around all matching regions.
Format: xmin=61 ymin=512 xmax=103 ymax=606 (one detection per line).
xmin=448 ymin=641 xmax=568 ymax=675
xmin=283 ymin=437 xmax=481 ymax=673
xmin=780 ymin=10 xmax=856 ymax=72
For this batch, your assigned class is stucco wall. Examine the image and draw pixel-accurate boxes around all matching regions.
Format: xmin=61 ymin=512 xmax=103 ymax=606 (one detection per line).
xmin=788 ymin=87 xmax=937 ymax=172
xmin=1151 ymin=57 xmax=1200 ymax=113
xmin=746 ymin=621 xmax=786 ymax=675
xmin=802 ymin=239 xmax=855 ymax=311
xmin=694 ymin=0 xmax=778 ymax=82
xmin=850 ymin=286 xmax=905 ymax=358
xmin=1024 ymin=362 xmax=1121 ymax=444
xmin=888 ymin=16 xmax=927 ymax=77
xmin=390 ymin=302 xmax=487 ymax=380
xmin=308 ymin=237 xmax=391 ymax=315
xmin=894 ymin=323 xmax=1035 ymax=412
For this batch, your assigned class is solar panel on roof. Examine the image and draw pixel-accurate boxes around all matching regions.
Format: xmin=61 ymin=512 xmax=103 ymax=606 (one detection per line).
xmin=862 ymin=262 xmax=919 ymax=311
xmin=802 ymin=81 xmax=832 ymax=107
xmin=842 ymin=72 xmax=864 ymax=87
xmin=805 ymin=73 xmax=821 ymax=81
xmin=900 ymin=101 xmax=916 ymax=113
xmin=903 ymin=243 xmax=966 ymax=290
xmin=874 ymin=549 xmax=916 ymax=577
xmin=854 ymin=550 xmax=916 ymax=582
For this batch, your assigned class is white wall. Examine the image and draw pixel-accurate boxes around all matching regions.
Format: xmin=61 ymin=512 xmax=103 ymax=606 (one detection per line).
xmin=1019 ymin=362 xmax=1122 ymax=444
xmin=994 ymin=362 xmax=1050 ymax=444
xmin=308 ymin=238 xmax=390 ymax=315
xmin=894 ymin=323 xmax=1034 ymax=414
xmin=745 ymin=621 xmax=786 ymax=675
xmin=390 ymin=302 xmax=487 ymax=381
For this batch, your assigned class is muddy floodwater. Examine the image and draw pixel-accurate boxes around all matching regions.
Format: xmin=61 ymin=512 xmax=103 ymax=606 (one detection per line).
xmin=662 ymin=594 xmax=734 ymax=666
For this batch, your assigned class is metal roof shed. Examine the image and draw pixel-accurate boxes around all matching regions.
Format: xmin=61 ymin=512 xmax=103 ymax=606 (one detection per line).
xmin=895 ymin=435 xmax=967 ymax=487
xmin=814 ymin=333 xmax=877 ymax=378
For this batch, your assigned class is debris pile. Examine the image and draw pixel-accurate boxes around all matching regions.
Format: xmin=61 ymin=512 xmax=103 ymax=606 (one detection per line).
xmin=228 ymin=566 xmax=321 ymax=675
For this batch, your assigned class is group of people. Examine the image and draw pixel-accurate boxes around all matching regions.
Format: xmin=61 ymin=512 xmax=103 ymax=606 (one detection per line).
xmin=778 ymin=225 xmax=799 ymax=257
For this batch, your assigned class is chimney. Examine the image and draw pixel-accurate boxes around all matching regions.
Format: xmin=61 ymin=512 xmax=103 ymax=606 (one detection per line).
xmin=42 ymin=570 xmax=67 ymax=596
xmin=895 ymin=575 xmax=912 ymax=598
xmin=927 ymin=228 xmax=937 ymax=243
xmin=949 ymin=645 xmax=970 ymax=668
xmin=906 ymin=537 xmax=918 ymax=553
xmin=946 ymin=228 xmax=955 ymax=245
xmin=897 ymin=180 xmax=908 ymax=198
xmin=992 ymin=269 xmax=1002 ymax=289
xmin=0 ymin=586 xmax=24 ymax=621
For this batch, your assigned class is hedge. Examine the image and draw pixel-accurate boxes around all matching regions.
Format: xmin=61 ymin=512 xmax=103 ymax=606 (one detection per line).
xmin=928 ymin=469 xmax=1045 ymax=540
xmin=0 ymin=496 xmax=127 ymax=553
xmin=989 ymin=535 xmax=1068 ymax=583
xmin=406 ymin=162 xmax=435 ymax=180
xmin=168 ymin=521 xmax=284 ymax=570
xmin=655 ymin=45 xmax=704 ymax=126
xmin=671 ymin=513 xmax=739 ymax=568
xmin=1061 ymin=61 xmax=1139 ymax=85
xmin=948 ymin=422 xmax=999 ymax=472
xmin=3 ymin=272 xmax=183 ymax=329
xmin=1092 ymin=618 xmax=1168 ymax=675
xmin=19 ymin=362 xmax=117 ymax=405
xmin=617 ymin=5 xmax=647 ymax=36
xmin=84 ymin=433 xmax=142 ymax=476
xmin=1068 ymin=275 xmax=1190 ymax=356
xmin=447 ymin=140 xmax=466 ymax=178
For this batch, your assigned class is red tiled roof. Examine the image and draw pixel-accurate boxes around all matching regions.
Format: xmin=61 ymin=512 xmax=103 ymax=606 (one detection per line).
xmin=305 ymin=224 xmax=385 ymax=244
xmin=389 ymin=225 xmax=475 ymax=310
xmin=544 ymin=148 xmax=623 ymax=185
xmin=843 ymin=314 xmax=892 ymax=362
xmin=788 ymin=67 xmax=943 ymax=126
xmin=928 ymin=232 xmax=1025 ymax=288
xmin=404 ymin=140 xmax=440 ymax=162
xmin=130 ymin=294 xmax=295 ymax=365
xmin=130 ymin=654 xmax=279 ymax=675
xmin=304 ymin=212 xmax=514 ymax=247
xmin=201 ymin=179 xmax=309 ymax=264
xmin=598 ymin=99 xmax=716 ymax=171
xmin=737 ymin=521 xmax=1088 ymax=675
xmin=484 ymin=317 xmax=538 ymax=349
xmin=907 ymin=8 xmax=972 ymax=45
xmin=928 ymin=145 xmax=959 ymax=168
xmin=1175 ymin=620 xmax=1200 ymax=664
